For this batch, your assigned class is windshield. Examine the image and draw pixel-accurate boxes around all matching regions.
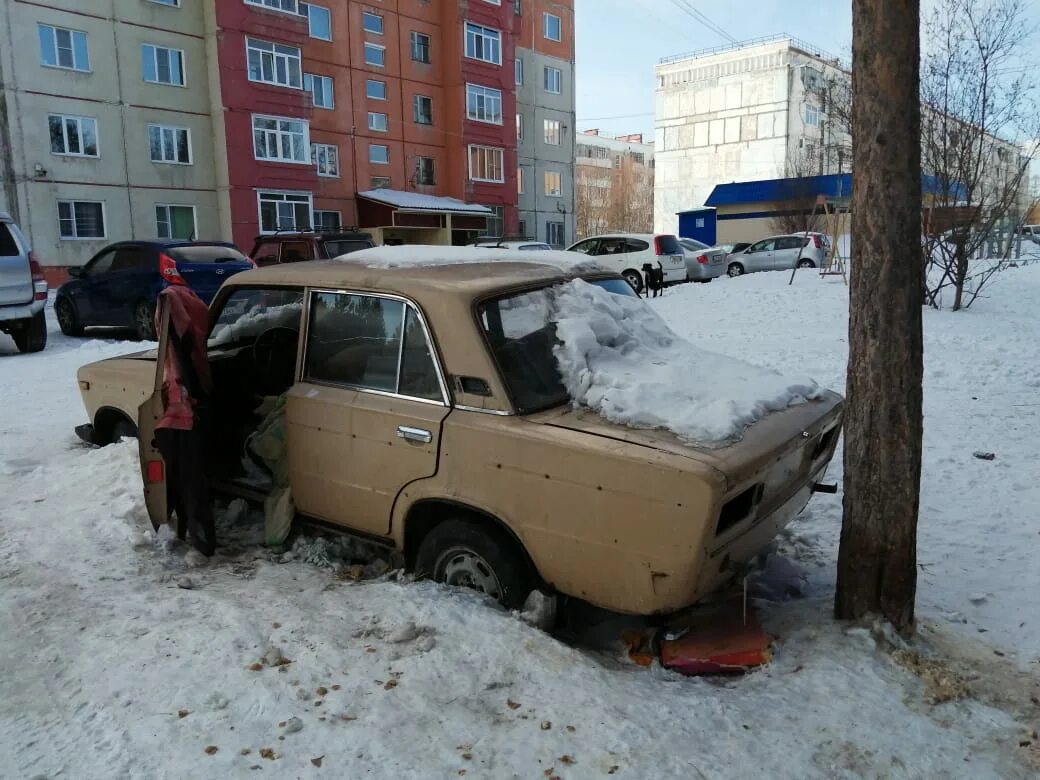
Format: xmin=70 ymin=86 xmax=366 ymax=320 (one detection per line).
xmin=478 ymin=278 xmax=637 ymax=413
xmin=208 ymin=288 xmax=304 ymax=350
xmin=680 ymin=238 xmax=709 ymax=251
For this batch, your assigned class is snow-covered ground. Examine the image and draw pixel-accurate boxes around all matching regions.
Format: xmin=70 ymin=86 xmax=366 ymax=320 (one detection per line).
xmin=2 ymin=268 xmax=1038 ymax=779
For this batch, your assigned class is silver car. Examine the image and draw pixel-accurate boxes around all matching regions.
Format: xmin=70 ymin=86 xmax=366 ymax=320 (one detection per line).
xmin=677 ymin=238 xmax=729 ymax=282
xmin=725 ymin=233 xmax=831 ymax=277
xmin=0 ymin=212 xmax=48 ymax=353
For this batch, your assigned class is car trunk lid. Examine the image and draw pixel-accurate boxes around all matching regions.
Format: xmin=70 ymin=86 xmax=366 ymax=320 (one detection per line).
xmin=166 ymin=245 xmax=253 ymax=304
xmin=0 ymin=222 xmax=32 ymax=306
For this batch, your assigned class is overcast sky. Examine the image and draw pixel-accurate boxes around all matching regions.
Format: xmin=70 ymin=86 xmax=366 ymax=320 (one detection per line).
xmin=574 ymin=0 xmax=1039 ymax=141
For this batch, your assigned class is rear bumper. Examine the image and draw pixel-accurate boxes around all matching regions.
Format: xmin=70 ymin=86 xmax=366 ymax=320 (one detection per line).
xmin=662 ymin=265 xmax=687 ymax=283
xmin=686 ymin=262 xmax=725 ymax=281
xmin=0 ymin=299 xmax=45 ymax=323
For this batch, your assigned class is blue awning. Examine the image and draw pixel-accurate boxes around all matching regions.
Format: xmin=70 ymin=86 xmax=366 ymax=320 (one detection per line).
xmin=704 ymin=173 xmax=963 ymax=207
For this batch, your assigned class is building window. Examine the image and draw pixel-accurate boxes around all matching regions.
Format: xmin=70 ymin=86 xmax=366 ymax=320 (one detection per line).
xmin=246 ymin=38 xmax=302 ymax=89
xmin=518 ymin=219 xmax=526 ymax=238
xmin=49 ymin=115 xmax=98 ymax=157
xmin=468 ymin=145 xmax=504 ymax=183
xmin=148 ymin=0 xmax=181 ymax=5
xmin=363 ymin=11 xmax=383 ymax=34
xmin=148 ymin=124 xmax=192 ymax=164
xmin=302 ymin=3 xmax=331 ymax=40
xmin=142 ymin=44 xmax=185 ymax=86
xmin=312 ymin=142 xmax=339 ymax=177
xmin=543 ymin=119 xmax=561 ymax=145
xmin=410 ymin=31 xmax=431 ymax=63
xmin=38 ymin=24 xmax=90 ymax=72
xmin=314 ymin=210 xmax=341 ymax=230
xmin=370 ymin=176 xmax=391 ymax=189
xmin=415 ymin=156 xmax=435 ymax=185
xmin=544 ymin=66 xmax=561 ymax=94
xmin=805 ymin=104 xmax=819 ymax=126
xmin=517 ymin=167 xmax=523 ymax=194
xmin=369 ymin=144 xmax=389 ymax=165
xmin=57 ymin=200 xmax=105 ymax=239
xmin=155 ymin=204 xmax=196 ymax=239
xmin=515 ymin=57 xmax=523 ymax=85
xmin=632 ymin=152 xmax=645 ymax=165
xmin=304 ymin=73 xmax=334 ymax=108
xmin=466 ymin=84 xmax=503 ymax=124
xmin=258 ymin=191 xmax=312 ymax=232
xmin=544 ymin=171 xmax=561 ymax=197
xmin=245 ymin=0 xmax=300 ymax=13
xmin=543 ymin=13 xmax=562 ymax=41
xmin=464 ymin=22 xmax=501 ymax=65
xmin=366 ymin=79 xmax=386 ymax=100
xmin=546 ymin=221 xmax=564 ymax=247
xmin=368 ymin=112 xmax=388 ymax=132
xmin=516 ymin=114 xmax=523 ymax=141
xmin=252 ymin=115 xmax=309 ymax=163
xmin=483 ymin=206 xmax=504 ymax=237
xmin=413 ymin=95 xmax=433 ymax=125
xmin=364 ymin=43 xmax=385 ymax=67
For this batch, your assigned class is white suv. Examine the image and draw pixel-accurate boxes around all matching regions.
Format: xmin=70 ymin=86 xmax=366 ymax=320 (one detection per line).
xmin=565 ymin=233 xmax=687 ymax=292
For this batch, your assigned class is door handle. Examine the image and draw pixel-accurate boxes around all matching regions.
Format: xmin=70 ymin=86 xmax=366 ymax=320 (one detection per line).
xmin=396 ymin=425 xmax=432 ymax=444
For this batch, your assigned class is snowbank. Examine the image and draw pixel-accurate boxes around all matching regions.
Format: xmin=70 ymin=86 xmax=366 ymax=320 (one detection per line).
xmin=553 ymin=279 xmax=821 ymax=444
xmin=347 ymin=244 xmax=609 ymax=275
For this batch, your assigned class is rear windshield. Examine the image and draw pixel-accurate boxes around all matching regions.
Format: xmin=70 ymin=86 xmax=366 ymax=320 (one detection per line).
xmin=323 ymin=239 xmax=373 ymax=257
xmin=680 ymin=238 xmax=709 ymax=251
xmin=0 ymin=224 xmax=20 ymax=256
xmin=518 ymin=243 xmax=553 ymax=251
xmin=655 ymin=235 xmax=681 ymax=255
xmin=168 ymin=245 xmax=249 ymax=264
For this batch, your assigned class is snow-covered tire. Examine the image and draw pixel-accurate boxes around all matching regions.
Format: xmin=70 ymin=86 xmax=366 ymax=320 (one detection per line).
xmin=415 ymin=519 xmax=534 ymax=609
xmin=13 ymin=311 xmax=47 ymax=353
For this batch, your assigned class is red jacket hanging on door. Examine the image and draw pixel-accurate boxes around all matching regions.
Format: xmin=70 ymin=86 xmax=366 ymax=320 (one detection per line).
xmin=155 ymin=284 xmax=212 ymax=431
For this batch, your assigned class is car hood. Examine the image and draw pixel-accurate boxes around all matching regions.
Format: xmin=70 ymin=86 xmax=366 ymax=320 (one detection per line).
xmin=527 ymin=390 xmax=843 ymax=490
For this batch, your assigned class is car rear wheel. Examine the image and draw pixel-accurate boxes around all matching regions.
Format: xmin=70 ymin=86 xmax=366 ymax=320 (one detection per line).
xmin=797 ymin=259 xmax=816 ymax=269
xmin=56 ymin=296 xmax=83 ymax=337
xmin=134 ymin=300 xmax=157 ymax=341
xmin=622 ymin=270 xmax=644 ymax=293
xmin=416 ymin=519 xmax=534 ymax=609
xmin=727 ymin=262 xmax=745 ymax=277
xmin=13 ymin=311 xmax=47 ymax=353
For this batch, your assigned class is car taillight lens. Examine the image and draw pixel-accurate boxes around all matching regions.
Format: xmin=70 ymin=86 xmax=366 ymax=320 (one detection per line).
xmin=159 ymin=252 xmax=186 ymax=285
xmin=653 ymin=236 xmax=664 ymax=255
xmin=696 ymin=254 xmax=709 ymax=265
xmin=29 ymin=253 xmax=48 ymax=300
xmin=146 ymin=460 xmax=164 ymax=483
xmin=813 ymin=235 xmax=822 ymax=248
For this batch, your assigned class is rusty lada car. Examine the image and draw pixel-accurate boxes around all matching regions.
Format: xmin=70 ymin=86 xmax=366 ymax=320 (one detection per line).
xmin=74 ymin=247 xmax=843 ymax=615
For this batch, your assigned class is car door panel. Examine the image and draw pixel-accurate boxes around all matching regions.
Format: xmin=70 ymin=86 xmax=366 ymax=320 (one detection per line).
xmin=745 ymin=240 xmax=774 ymax=272
xmin=138 ymin=303 xmax=171 ymax=530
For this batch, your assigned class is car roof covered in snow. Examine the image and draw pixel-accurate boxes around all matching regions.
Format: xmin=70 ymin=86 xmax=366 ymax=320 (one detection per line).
xmin=229 ymin=245 xmax=615 ymax=301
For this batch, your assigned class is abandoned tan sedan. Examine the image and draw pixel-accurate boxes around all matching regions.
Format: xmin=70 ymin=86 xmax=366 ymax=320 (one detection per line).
xmin=75 ymin=251 xmax=842 ymax=615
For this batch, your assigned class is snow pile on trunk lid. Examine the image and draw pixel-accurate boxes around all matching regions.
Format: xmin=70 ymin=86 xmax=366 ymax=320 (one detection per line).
xmin=552 ymin=279 xmax=820 ymax=445
xmin=346 ymin=245 xmax=608 ymax=275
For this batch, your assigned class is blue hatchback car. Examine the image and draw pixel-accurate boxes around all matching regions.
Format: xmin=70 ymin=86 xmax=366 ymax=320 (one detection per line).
xmin=55 ymin=240 xmax=254 ymax=340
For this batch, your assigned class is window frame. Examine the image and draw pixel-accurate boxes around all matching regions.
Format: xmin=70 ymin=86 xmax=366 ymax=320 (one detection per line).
xmin=148 ymin=123 xmax=193 ymax=165
xmin=515 ymin=57 xmax=523 ymax=85
xmin=154 ymin=203 xmax=197 ymax=240
xmin=38 ymin=23 xmax=91 ymax=72
xmin=362 ymin=11 xmax=384 ymax=35
xmin=369 ymin=144 xmax=390 ymax=165
xmin=302 ymin=2 xmax=332 ymax=40
xmin=57 ymin=199 xmax=106 ymax=240
xmin=546 ymin=220 xmax=565 ymax=247
xmin=543 ymin=118 xmax=561 ymax=146
xmin=543 ymin=13 xmax=562 ymax=42
xmin=368 ymin=111 xmax=389 ymax=132
xmin=313 ymin=209 xmax=341 ymax=231
xmin=252 ymin=114 xmax=310 ymax=164
xmin=544 ymin=170 xmax=562 ymax=197
xmin=148 ymin=0 xmax=182 ymax=6
xmin=244 ymin=0 xmax=300 ymax=15
xmin=256 ymin=190 xmax=313 ymax=233
xmin=364 ymin=42 xmax=386 ymax=67
xmin=516 ymin=113 xmax=523 ymax=141
xmin=49 ymin=114 xmax=99 ymax=158
xmin=416 ymin=156 xmax=436 ymax=186
xmin=141 ymin=43 xmax=186 ymax=86
xmin=410 ymin=31 xmax=431 ymax=63
xmin=302 ymin=289 xmax=449 ymax=405
xmin=464 ymin=21 xmax=502 ymax=65
xmin=468 ymin=144 xmax=505 ymax=183
xmin=366 ymin=79 xmax=387 ymax=100
xmin=413 ymin=94 xmax=433 ymax=125
xmin=245 ymin=37 xmax=303 ymax=89
xmin=304 ymin=72 xmax=335 ymax=108
xmin=466 ymin=83 xmax=503 ymax=125
xmin=544 ymin=66 xmax=561 ymax=94
xmin=311 ymin=142 xmax=339 ymax=177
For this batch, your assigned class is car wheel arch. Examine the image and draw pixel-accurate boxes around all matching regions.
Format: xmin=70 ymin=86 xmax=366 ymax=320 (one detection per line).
xmin=401 ymin=498 xmax=545 ymax=587
xmin=93 ymin=406 xmax=138 ymax=445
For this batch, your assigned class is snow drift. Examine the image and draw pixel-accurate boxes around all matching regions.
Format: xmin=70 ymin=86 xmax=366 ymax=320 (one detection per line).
xmin=552 ymin=279 xmax=820 ymax=445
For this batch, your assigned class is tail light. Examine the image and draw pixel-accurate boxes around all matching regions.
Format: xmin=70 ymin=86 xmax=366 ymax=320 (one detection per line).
xmin=812 ymin=235 xmax=822 ymax=248
xmin=696 ymin=254 xmax=709 ymax=265
xmin=653 ymin=236 xmax=665 ymax=255
xmin=146 ymin=460 xmax=165 ymax=483
xmin=29 ymin=253 xmax=48 ymax=301
xmin=159 ymin=252 xmax=186 ymax=285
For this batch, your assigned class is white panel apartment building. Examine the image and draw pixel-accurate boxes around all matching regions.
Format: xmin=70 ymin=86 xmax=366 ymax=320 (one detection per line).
xmin=653 ymin=35 xmax=845 ymax=234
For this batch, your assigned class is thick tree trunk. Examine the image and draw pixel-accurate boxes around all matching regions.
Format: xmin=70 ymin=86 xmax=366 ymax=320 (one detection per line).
xmin=836 ymin=0 xmax=924 ymax=632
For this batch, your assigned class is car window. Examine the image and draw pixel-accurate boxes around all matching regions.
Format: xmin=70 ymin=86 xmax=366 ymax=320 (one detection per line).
xmin=111 ymin=246 xmax=154 ymax=271
xmin=208 ymin=288 xmax=304 ymax=350
xmin=304 ymin=292 xmax=439 ymax=400
xmin=569 ymin=239 xmax=598 ymax=255
xmin=775 ymin=237 xmax=801 ymax=251
xmin=0 ymin=224 xmax=20 ymax=256
xmin=253 ymin=241 xmax=281 ymax=266
xmin=518 ymin=243 xmax=553 ymax=251
xmin=280 ymin=241 xmax=314 ymax=263
xmin=323 ymin=239 xmax=373 ymax=257
xmin=596 ymin=238 xmax=628 ymax=255
xmin=167 ymin=245 xmax=249 ymax=263
xmin=748 ymin=239 xmax=775 ymax=253
xmin=626 ymin=238 xmax=650 ymax=252
xmin=86 ymin=249 xmax=117 ymax=276
xmin=679 ymin=238 xmax=709 ymax=251
xmin=655 ymin=235 xmax=682 ymax=254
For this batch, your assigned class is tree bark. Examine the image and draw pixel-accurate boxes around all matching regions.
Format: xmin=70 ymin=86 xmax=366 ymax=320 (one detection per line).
xmin=836 ymin=0 xmax=924 ymax=632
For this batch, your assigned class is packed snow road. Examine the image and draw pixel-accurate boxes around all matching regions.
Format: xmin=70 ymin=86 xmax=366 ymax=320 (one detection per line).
xmin=1 ymin=269 xmax=1038 ymax=779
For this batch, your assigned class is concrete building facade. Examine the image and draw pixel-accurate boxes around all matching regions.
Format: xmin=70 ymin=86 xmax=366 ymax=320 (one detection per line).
xmin=515 ymin=0 xmax=575 ymax=247
xmin=575 ymin=129 xmax=654 ymax=239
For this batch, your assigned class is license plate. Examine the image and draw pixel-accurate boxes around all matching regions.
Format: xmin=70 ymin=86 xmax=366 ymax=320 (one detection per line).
xmin=711 ymin=256 xmax=722 ymax=264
